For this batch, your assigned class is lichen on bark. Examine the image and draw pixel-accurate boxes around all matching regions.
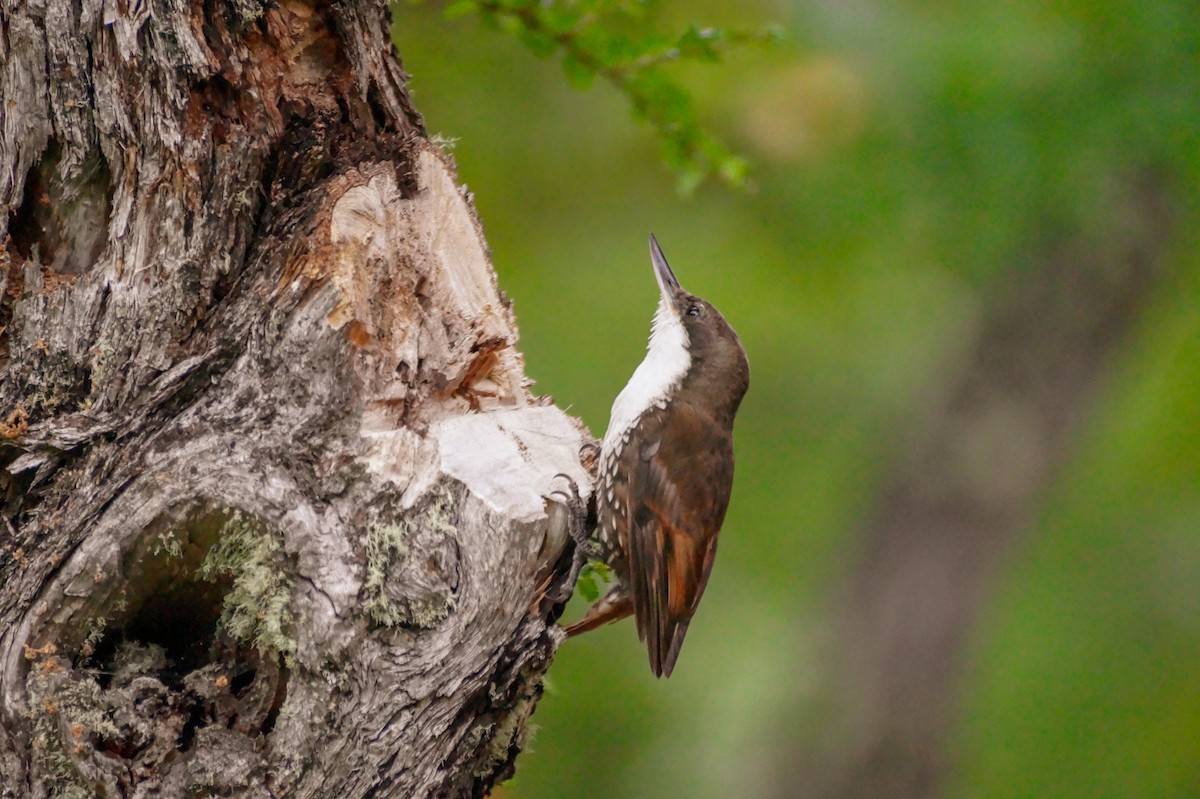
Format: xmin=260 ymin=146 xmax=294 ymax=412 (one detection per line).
xmin=364 ymin=486 xmax=461 ymax=630
xmin=197 ymin=510 xmax=298 ymax=667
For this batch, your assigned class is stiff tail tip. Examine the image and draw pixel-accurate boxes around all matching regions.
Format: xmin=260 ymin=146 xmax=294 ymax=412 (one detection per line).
xmin=563 ymin=591 xmax=633 ymax=637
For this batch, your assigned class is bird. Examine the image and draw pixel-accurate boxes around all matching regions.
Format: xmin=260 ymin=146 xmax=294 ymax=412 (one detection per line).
xmin=565 ymin=234 xmax=750 ymax=677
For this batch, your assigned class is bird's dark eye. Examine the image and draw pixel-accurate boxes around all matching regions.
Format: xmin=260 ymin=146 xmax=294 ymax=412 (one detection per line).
xmin=686 ymin=303 xmax=701 ymax=317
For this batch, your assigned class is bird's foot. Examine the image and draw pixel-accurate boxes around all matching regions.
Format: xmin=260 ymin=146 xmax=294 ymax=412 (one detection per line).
xmin=546 ymin=473 xmax=599 ymax=604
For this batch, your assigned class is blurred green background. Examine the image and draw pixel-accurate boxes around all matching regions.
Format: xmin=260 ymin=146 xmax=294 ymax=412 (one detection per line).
xmin=393 ymin=2 xmax=1200 ymax=797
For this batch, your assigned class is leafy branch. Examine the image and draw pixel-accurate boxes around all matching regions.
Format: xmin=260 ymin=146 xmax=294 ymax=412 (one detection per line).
xmin=416 ymin=0 xmax=780 ymax=192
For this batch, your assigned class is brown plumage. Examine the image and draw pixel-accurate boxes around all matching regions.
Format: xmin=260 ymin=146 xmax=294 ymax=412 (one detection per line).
xmin=566 ymin=235 xmax=749 ymax=677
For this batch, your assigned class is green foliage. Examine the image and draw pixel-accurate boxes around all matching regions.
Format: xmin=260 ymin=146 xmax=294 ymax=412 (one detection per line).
xmin=574 ymin=560 xmax=611 ymax=603
xmin=411 ymin=0 xmax=776 ymax=191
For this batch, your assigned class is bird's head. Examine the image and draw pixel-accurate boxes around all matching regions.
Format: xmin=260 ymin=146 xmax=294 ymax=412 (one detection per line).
xmin=649 ymin=235 xmax=746 ymax=374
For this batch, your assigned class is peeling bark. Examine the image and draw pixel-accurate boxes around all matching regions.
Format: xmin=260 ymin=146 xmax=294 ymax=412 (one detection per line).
xmin=0 ymin=1 xmax=588 ymax=797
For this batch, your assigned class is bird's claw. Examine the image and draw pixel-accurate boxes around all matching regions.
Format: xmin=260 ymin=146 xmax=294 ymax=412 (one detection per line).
xmin=551 ymin=473 xmax=600 ymax=557
xmin=545 ymin=473 xmax=599 ymax=604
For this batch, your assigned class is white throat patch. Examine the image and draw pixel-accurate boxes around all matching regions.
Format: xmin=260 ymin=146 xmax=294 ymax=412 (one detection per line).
xmin=602 ymin=296 xmax=691 ymax=451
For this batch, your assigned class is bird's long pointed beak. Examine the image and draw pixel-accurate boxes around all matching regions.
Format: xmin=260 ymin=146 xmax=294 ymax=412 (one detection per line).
xmin=649 ymin=234 xmax=682 ymax=298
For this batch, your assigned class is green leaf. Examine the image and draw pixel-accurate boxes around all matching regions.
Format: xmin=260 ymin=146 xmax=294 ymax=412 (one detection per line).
xmin=628 ymin=71 xmax=692 ymax=123
xmin=541 ymin=4 xmax=584 ymax=35
xmin=519 ymin=25 xmax=558 ymax=59
xmin=477 ymin=6 xmax=501 ymax=29
xmin=576 ymin=560 xmax=614 ymax=602
xmin=601 ymin=32 xmax=665 ymax=68
xmin=677 ymin=24 xmax=722 ymax=62
xmin=577 ymin=569 xmax=600 ymax=602
xmin=674 ymin=163 xmax=706 ymax=195
xmin=718 ymin=153 xmax=750 ymax=187
xmin=562 ymin=52 xmax=596 ymax=90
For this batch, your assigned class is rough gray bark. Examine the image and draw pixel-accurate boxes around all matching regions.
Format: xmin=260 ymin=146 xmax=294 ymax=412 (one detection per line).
xmin=779 ymin=173 xmax=1175 ymax=799
xmin=0 ymin=1 xmax=588 ymax=797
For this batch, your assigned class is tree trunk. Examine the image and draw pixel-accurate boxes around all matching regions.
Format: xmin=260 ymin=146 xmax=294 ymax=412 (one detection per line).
xmin=780 ymin=172 xmax=1176 ymax=799
xmin=0 ymin=2 xmax=588 ymax=797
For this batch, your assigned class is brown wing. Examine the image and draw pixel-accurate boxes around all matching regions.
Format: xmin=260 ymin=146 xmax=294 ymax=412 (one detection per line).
xmin=623 ymin=401 xmax=735 ymax=677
